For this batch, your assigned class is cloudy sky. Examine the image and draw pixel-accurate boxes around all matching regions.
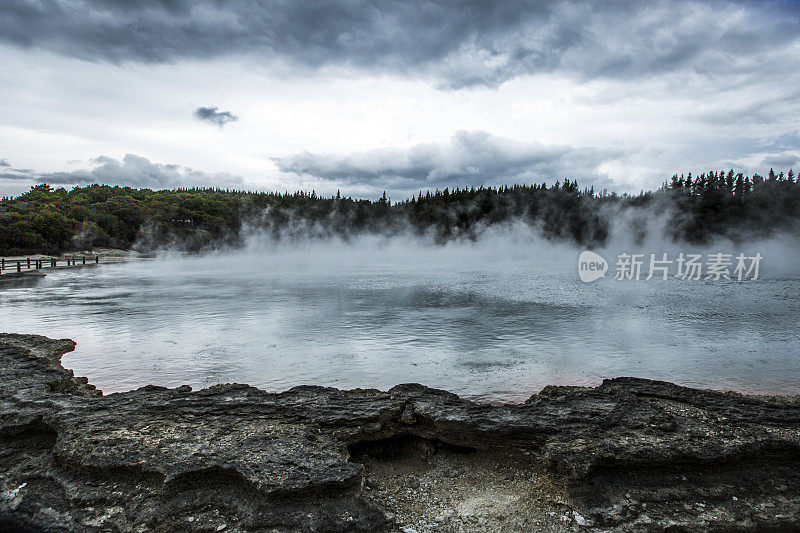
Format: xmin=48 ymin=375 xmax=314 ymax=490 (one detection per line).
xmin=1 ymin=0 xmax=798 ymax=199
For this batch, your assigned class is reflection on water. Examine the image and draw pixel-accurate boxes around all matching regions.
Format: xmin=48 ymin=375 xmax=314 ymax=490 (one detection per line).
xmin=1 ymin=247 xmax=798 ymax=402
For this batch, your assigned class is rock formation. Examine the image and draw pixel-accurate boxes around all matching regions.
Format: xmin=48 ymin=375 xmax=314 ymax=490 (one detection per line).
xmin=1 ymin=333 xmax=798 ymax=531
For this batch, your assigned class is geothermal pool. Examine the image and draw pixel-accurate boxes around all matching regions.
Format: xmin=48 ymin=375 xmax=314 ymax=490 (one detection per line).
xmin=2 ymin=240 xmax=799 ymax=402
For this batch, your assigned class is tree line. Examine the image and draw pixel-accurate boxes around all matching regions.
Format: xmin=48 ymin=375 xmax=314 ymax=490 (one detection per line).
xmin=1 ymin=169 xmax=798 ymax=255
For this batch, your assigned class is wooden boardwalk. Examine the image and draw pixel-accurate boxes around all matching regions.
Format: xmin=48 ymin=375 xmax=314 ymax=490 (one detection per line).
xmin=0 ymin=255 xmax=100 ymax=277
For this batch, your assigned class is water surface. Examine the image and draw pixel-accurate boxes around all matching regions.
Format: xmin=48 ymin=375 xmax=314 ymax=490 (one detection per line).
xmin=1 ymin=243 xmax=798 ymax=402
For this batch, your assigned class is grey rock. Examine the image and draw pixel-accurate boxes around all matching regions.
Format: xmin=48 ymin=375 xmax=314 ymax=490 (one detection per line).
xmin=1 ymin=333 xmax=799 ymax=532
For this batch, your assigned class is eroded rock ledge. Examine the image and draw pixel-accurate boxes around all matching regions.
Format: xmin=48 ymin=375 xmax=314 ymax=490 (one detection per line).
xmin=1 ymin=333 xmax=798 ymax=532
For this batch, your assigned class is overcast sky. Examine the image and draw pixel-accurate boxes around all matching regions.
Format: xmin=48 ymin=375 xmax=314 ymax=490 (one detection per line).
xmin=1 ymin=0 xmax=798 ymax=199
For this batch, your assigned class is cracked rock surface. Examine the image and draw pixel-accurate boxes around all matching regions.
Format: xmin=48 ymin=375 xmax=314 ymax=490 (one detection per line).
xmin=1 ymin=333 xmax=799 ymax=531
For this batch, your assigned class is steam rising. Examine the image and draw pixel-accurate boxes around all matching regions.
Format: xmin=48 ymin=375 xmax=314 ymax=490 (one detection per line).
xmin=204 ymin=208 xmax=800 ymax=279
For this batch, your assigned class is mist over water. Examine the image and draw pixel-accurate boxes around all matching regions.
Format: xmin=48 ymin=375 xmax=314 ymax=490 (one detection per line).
xmin=2 ymin=228 xmax=799 ymax=402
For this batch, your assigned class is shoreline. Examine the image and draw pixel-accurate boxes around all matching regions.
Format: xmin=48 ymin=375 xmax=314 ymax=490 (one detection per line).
xmin=0 ymin=249 xmax=150 ymax=285
xmin=1 ymin=333 xmax=799 ymax=532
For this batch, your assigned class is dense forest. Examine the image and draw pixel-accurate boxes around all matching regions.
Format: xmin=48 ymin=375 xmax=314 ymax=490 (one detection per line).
xmin=1 ymin=168 xmax=799 ymax=255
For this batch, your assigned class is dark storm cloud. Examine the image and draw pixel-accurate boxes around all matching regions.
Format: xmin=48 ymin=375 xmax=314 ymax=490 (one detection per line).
xmin=0 ymin=167 xmax=36 ymax=180
xmin=1 ymin=0 xmax=797 ymax=88
xmin=0 ymin=172 xmax=33 ymax=180
xmin=697 ymin=101 xmax=780 ymax=127
xmin=34 ymin=154 xmax=246 ymax=189
xmin=193 ymin=106 xmax=238 ymax=127
xmin=762 ymin=153 xmax=800 ymax=168
xmin=272 ymin=130 xmax=622 ymax=190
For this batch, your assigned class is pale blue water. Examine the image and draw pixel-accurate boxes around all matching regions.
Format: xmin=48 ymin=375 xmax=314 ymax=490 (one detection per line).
xmin=1 ymin=244 xmax=798 ymax=402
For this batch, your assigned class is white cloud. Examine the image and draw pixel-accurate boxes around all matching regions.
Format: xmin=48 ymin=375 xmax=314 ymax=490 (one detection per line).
xmin=273 ymin=131 xmax=622 ymax=194
xmin=37 ymin=154 xmax=248 ymax=190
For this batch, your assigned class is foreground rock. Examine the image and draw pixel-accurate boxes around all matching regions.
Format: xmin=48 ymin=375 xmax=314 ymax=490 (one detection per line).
xmin=1 ymin=334 xmax=798 ymax=532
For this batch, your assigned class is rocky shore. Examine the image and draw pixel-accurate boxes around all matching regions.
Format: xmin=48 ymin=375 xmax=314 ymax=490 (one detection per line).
xmin=1 ymin=333 xmax=799 ymax=532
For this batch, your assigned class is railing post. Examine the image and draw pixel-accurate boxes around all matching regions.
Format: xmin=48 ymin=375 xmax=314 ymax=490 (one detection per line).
xmin=96 ymin=256 xmax=99 ymax=264
xmin=17 ymin=261 xmax=21 ymax=273
xmin=82 ymin=256 xmax=86 ymax=265
xmin=27 ymin=258 xmax=30 ymax=268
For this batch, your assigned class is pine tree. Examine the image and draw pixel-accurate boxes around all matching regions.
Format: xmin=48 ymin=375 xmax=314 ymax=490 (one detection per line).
xmin=734 ymin=173 xmax=744 ymax=202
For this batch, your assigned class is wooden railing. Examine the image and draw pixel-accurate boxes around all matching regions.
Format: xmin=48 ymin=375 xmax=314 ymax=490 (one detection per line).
xmin=0 ymin=256 xmax=99 ymax=275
